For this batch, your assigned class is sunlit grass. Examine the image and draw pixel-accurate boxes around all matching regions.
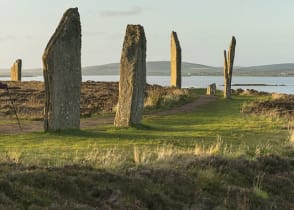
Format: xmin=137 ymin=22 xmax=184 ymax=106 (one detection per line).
xmin=0 ymin=92 xmax=290 ymax=168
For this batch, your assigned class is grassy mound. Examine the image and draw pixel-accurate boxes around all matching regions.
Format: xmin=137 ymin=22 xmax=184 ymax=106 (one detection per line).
xmin=0 ymin=155 xmax=293 ymax=209
xmin=242 ymin=93 xmax=294 ymax=119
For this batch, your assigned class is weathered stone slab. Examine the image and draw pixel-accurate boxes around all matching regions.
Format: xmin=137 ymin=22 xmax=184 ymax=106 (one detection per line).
xmin=206 ymin=83 xmax=216 ymax=95
xmin=114 ymin=24 xmax=146 ymax=128
xmin=43 ymin=8 xmax=81 ymax=131
xmin=224 ymin=36 xmax=236 ymax=99
xmin=170 ymin=31 xmax=181 ymax=88
xmin=11 ymin=59 xmax=22 ymax=81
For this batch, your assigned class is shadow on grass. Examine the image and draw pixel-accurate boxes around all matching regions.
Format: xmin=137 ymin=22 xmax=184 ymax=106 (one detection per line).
xmin=37 ymin=96 xmax=255 ymax=140
xmin=45 ymin=129 xmax=102 ymax=138
xmin=6 ymin=95 xmax=262 ymax=145
xmin=41 ymin=125 xmax=208 ymax=145
xmin=44 ymin=124 xmax=158 ymax=139
xmin=46 ymin=123 xmax=155 ymax=135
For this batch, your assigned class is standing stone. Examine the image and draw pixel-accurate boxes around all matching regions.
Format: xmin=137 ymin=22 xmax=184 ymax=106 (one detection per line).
xmin=224 ymin=36 xmax=236 ymax=99
xmin=10 ymin=59 xmax=22 ymax=81
xmin=170 ymin=31 xmax=182 ymax=88
xmin=42 ymin=8 xmax=81 ymax=131
xmin=206 ymin=83 xmax=216 ymax=95
xmin=114 ymin=24 xmax=146 ymax=128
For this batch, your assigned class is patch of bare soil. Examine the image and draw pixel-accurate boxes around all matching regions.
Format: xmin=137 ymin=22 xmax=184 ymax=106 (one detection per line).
xmin=242 ymin=93 xmax=294 ymax=120
xmin=0 ymin=81 xmax=119 ymax=120
xmin=155 ymin=95 xmax=216 ymax=116
xmin=232 ymin=88 xmax=270 ymax=96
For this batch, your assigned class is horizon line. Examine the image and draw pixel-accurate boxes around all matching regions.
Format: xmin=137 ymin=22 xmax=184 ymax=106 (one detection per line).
xmin=2 ymin=61 xmax=294 ymax=70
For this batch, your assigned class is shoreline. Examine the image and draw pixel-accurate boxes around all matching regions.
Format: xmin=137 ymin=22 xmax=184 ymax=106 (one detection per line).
xmin=1 ymin=73 xmax=294 ymax=77
xmin=232 ymin=84 xmax=287 ymax=86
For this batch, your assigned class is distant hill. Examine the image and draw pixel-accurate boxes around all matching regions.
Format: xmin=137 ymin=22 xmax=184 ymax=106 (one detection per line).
xmin=82 ymin=61 xmax=216 ymax=76
xmin=82 ymin=61 xmax=294 ymax=76
xmin=236 ymin=63 xmax=294 ymax=76
xmin=0 ymin=68 xmax=42 ymax=77
xmin=1 ymin=61 xmax=294 ymax=77
xmin=82 ymin=63 xmax=119 ymax=75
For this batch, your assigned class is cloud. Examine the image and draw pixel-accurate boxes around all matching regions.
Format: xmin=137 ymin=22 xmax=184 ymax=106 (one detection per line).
xmin=0 ymin=35 xmax=34 ymax=42
xmin=84 ymin=31 xmax=107 ymax=37
xmin=100 ymin=6 xmax=143 ymax=17
xmin=25 ymin=35 xmax=34 ymax=40
xmin=0 ymin=35 xmax=16 ymax=42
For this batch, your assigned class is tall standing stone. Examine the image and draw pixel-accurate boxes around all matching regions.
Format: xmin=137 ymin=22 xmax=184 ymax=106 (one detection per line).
xmin=114 ymin=24 xmax=146 ymax=128
xmin=170 ymin=31 xmax=182 ymax=88
xmin=42 ymin=8 xmax=81 ymax=131
xmin=224 ymin=36 xmax=236 ymax=99
xmin=10 ymin=59 xmax=22 ymax=81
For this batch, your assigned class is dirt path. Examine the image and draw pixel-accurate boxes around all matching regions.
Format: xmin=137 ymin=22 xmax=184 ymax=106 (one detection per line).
xmin=154 ymin=95 xmax=216 ymax=116
xmin=0 ymin=95 xmax=216 ymax=134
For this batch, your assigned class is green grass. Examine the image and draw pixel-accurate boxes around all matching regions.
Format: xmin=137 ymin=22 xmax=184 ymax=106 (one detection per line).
xmin=0 ymin=92 xmax=290 ymax=168
xmin=0 ymin=91 xmax=293 ymax=209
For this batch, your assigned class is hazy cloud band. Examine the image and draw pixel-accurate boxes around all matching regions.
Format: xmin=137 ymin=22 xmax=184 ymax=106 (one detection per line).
xmin=100 ymin=6 xmax=142 ymax=17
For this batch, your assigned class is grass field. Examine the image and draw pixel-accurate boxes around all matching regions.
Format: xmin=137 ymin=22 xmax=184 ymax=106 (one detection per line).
xmin=0 ymin=92 xmax=291 ymax=167
xmin=0 ymin=90 xmax=293 ymax=209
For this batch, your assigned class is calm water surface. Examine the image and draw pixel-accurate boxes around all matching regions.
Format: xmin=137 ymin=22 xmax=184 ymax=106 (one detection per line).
xmin=1 ymin=75 xmax=293 ymax=94
xmin=85 ymin=75 xmax=294 ymax=94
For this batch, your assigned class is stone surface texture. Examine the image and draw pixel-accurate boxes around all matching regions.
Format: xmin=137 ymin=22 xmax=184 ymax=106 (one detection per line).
xmin=206 ymin=83 xmax=216 ymax=95
xmin=114 ymin=24 xmax=146 ymax=127
xmin=43 ymin=8 xmax=81 ymax=131
xmin=170 ymin=31 xmax=182 ymax=88
xmin=224 ymin=36 xmax=236 ymax=99
xmin=10 ymin=59 xmax=22 ymax=81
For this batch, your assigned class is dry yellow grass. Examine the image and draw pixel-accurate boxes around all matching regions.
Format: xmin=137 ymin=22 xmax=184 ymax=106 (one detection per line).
xmin=290 ymin=130 xmax=294 ymax=144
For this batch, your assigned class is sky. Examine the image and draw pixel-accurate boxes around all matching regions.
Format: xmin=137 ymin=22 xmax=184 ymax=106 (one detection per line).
xmin=1 ymin=0 xmax=294 ymax=69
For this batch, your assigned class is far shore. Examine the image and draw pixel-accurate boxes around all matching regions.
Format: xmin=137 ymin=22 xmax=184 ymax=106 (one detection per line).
xmin=231 ymin=84 xmax=287 ymax=86
xmin=1 ymin=73 xmax=294 ymax=77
